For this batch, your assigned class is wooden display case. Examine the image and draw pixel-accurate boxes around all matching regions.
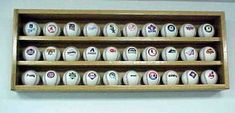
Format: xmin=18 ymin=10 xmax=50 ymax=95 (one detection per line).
xmin=11 ymin=9 xmax=229 ymax=91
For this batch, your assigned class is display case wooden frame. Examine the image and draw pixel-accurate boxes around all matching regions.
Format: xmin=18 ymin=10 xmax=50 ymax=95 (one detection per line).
xmin=11 ymin=9 xmax=229 ymax=92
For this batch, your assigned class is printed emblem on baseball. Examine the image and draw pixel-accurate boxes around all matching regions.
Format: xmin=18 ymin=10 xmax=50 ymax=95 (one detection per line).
xmin=161 ymin=46 xmax=179 ymax=61
xmin=123 ymin=23 xmax=139 ymax=37
xmin=63 ymin=70 xmax=80 ymax=85
xmin=123 ymin=70 xmax=140 ymax=85
xmin=162 ymin=70 xmax=180 ymax=85
xmin=102 ymin=47 xmax=120 ymax=61
xmin=181 ymin=47 xmax=198 ymax=61
xmin=21 ymin=70 xmax=40 ymax=85
xmin=63 ymin=46 xmax=80 ymax=61
xmin=43 ymin=46 xmax=61 ymax=61
xmin=83 ymin=70 xmax=100 ymax=85
xmin=83 ymin=23 xmax=100 ymax=37
xmin=181 ymin=70 xmax=199 ymax=85
xmin=142 ymin=23 xmax=159 ymax=37
xmin=43 ymin=22 xmax=61 ymax=36
xmin=199 ymin=46 xmax=216 ymax=61
xmin=83 ymin=46 xmax=101 ymax=61
xmin=103 ymin=70 xmax=119 ymax=85
xmin=63 ymin=22 xmax=81 ymax=36
xmin=42 ymin=70 xmax=60 ymax=85
xmin=161 ymin=23 xmax=178 ymax=37
xmin=122 ymin=46 xmax=140 ymax=61
xmin=23 ymin=46 xmax=41 ymax=61
xmin=142 ymin=46 xmax=159 ymax=61
xmin=23 ymin=21 xmax=41 ymax=36
xmin=143 ymin=70 xmax=160 ymax=85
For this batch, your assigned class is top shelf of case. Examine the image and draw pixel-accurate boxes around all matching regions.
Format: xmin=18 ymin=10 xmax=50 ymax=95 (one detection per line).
xmin=18 ymin=36 xmax=221 ymax=43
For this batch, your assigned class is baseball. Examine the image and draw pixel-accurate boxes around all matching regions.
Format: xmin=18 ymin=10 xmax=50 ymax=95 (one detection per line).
xmin=199 ymin=46 xmax=216 ymax=61
xmin=43 ymin=46 xmax=61 ymax=61
xmin=123 ymin=23 xmax=139 ymax=37
xmin=103 ymin=23 xmax=120 ymax=37
xmin=23 ymin=46 xmax=41 ymax=61
xmin=122 ymin=46 xmax=140 ymax=61
xmin=63 ymin=46 xmax=80 ymax=61
xmin=141 ymin=23 xmax=159 ymax=37
xmin=161 ymin=46 xmax=179 ymax=61
xmin=21 ymin=70 xmax=40 ymax=85
xmin=143 ymin=70 xmax=160 ymax=85
xmin=181 ymin=70 xmax=199 ymax=85
xmin=123 ymin=70 xmax=140 ymax=85
xmin=162 ymin=70 xmax=180 ymax=85
xmin=142 ymin=46 xmax=159 ymax=61
xmin=83 ymin=46 xmax=101 ymax=61
xmin=180 ymin=47 xmax=198 ymax=61
xmin=103 ymin=70 xmax=119 ymax=85
xmin=43 ymin=22 xmax=61 ymax=36
xmin=23 ymin=21 xmax=41 ymax=36
xmin=160 ymin=23 xmax=178 ymax=37
xmin=200 ymin=69 xmax=218 ymax=84
xmin=179 ymin=23 xmax=196 ymax=37
xmin=42 ymin=70 xmax=60 ymax=85
xmin=63 ymin=22 xmax=81 ymax=36
xmin=83 ymin=23 xmax=100 ymax=37
xmin=83 ymin=70 xmax=100 ymax=85
xmin=198 ymin=23 xmax=215 ymax=37
xmin=63 ymin=70 xmax=80 ymax=85
xmin=102 ymin=46 xmax=120 ymax=61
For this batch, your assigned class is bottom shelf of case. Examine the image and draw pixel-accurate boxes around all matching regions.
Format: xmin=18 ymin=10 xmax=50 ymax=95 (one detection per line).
xmin=12 ymin=84 xmax=229 ymax=92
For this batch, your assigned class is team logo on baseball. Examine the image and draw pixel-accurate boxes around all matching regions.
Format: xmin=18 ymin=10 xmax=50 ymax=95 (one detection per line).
xmin=88 ymin=72 xmax=96 ymax=80
xmin=186 ymin=49 xmax=195 ymax=56
xmin=88 ymin=48 xmax=97 ymax=54
xmin=109 ymin=24 xmax=116 ymax=33
xmin=168 ymin=74 xmax=178 ymax=78
xmin=186 ymin=25 xmax=194 ymax=30
xmin=69 ymin=24 xmax=75 ymax=31
xmin=148 ymin=72 xmax=158 ymax=80
xmin=47 ymin=72 xmax=55 ymax=78
xmin=66 ymin=49 xmax=77 ymax=56
xmin=127 ymin=24 xmax=137 ymax=31
xmin=26 ymin=74 xmax=36 ymax=78
xmin=68 ymin=72 xmax=77 ymax=79
xmin=168 ymin=25 xmax=175 ymax=32
xmin=208 ymin=71 xmax=215 ymax=79
xmin=109 ymin=72 xmax=116 ymax=79
xmin=47 ymin=25 xmax=56 ymax=33
xmin=189 ymin=71 xmax=197 ymax=78
xmin=206 ymin=48 xmax=215 ymax=54
xmin=26 ymin=48 xmax=35 ymax=55
xmin=27 ymin=24 xmax=36 ymax=33
xmin=88 ymin=25 xmax=97 ymax=30
xmin=109 ymin=48 xmax=117 ymax=52
xmin=147 ymin=24 xmax=156 ymax=33
xmin=128 ymin=48 xmax=137 ymax=54
xmin=130 ymin=74 xmax=137 ymax=77
xmin=204 ymin=25 xmax=213 ymax=32
xmin=46 ymin=49 xmax=56 ymax=55
xmin=147 ymin=48 xmax=157 ymax=56
xmin=168 ymin=49 xmax=176 ymax=53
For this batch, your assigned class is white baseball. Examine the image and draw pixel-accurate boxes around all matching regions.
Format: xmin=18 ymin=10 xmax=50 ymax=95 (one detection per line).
xmin=43 ymin=46 xmax=61 ymax=61
xmin=83 ymin=70 xmax=100 ymax=85
xmin=23 ymin=21 xmax=41 ymax=36
xmin=181 ymin=70 xmax=199 ymax=85
xmin=63 ymin=70 xmax=80 ymax=85
xmin=23 ymin=46 xmax=41 ymax=61
xmin=162 ymin=70 xmax=179 ymax=85
xmin=161 ymin=46 xmax=179 ymax=61
xmin=141 ymin=23 xmax=159 ymax=37
xmin=83 ymin=23 xmax=100 ymax=37
xmin=199 ymin=46 xmax=216 ymax=61
xmin=123 ymin=70 xmax=140 ymax=85
xmin=198 ymin=23 xmax=215 ymax=37
xmin=103 ymin=23 xmax=120 ymax=37
xmin=122 ymin=46 xmax=140 ymax=61
xmin=102 ymin=47 xmax=120 ymax=61
xmin=143 ymin=70 xmax=160 ymax=85
xmin=123 ymin=23 xmax=139 ymax=37
xmin=180 ymin=47 xmax=198 ymax=61
xmin=43 ymin=22 xmax=61 ymax=36
xmin=83 ymin=46 xmax=101 ymax=61
xmin=200 ymin=69 xmax=218 ymax=84
xmin=142 ymin=46 xmax=159 ymax=61
xmin=103 ymin=70 xmax=119 ymax=85
xmin=42 ymin=70 xmax=60 ymax=85
xmin=21 ymin=70 xmax=40 ymax=85
xmin=161 ymin=23 xmax=178 ymax=37
xmin=63 ymin=46 xmax=80 ymax=61
xmin=179 ymin=23 xmax=196 ymax=37
xmin=63 ymin=22 xmax=81 ymax=36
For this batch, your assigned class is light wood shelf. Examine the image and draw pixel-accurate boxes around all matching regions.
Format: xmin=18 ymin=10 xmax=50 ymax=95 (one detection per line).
xmin=19 ymin=36 xmax=221 ymax=43
xmin=13 ymin=84 xmax=228 ymax=92
xmin=17 ymin=61 xmax=222 ymax=67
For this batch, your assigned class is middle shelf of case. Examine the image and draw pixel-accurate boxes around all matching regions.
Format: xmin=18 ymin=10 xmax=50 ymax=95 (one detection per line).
xmin=17 ymin=61 xmax=222 ymax=67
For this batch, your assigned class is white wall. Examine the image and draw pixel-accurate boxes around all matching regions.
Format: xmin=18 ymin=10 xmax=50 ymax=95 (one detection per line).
xmin=0 ymin=0 xmax=235 ymax=113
